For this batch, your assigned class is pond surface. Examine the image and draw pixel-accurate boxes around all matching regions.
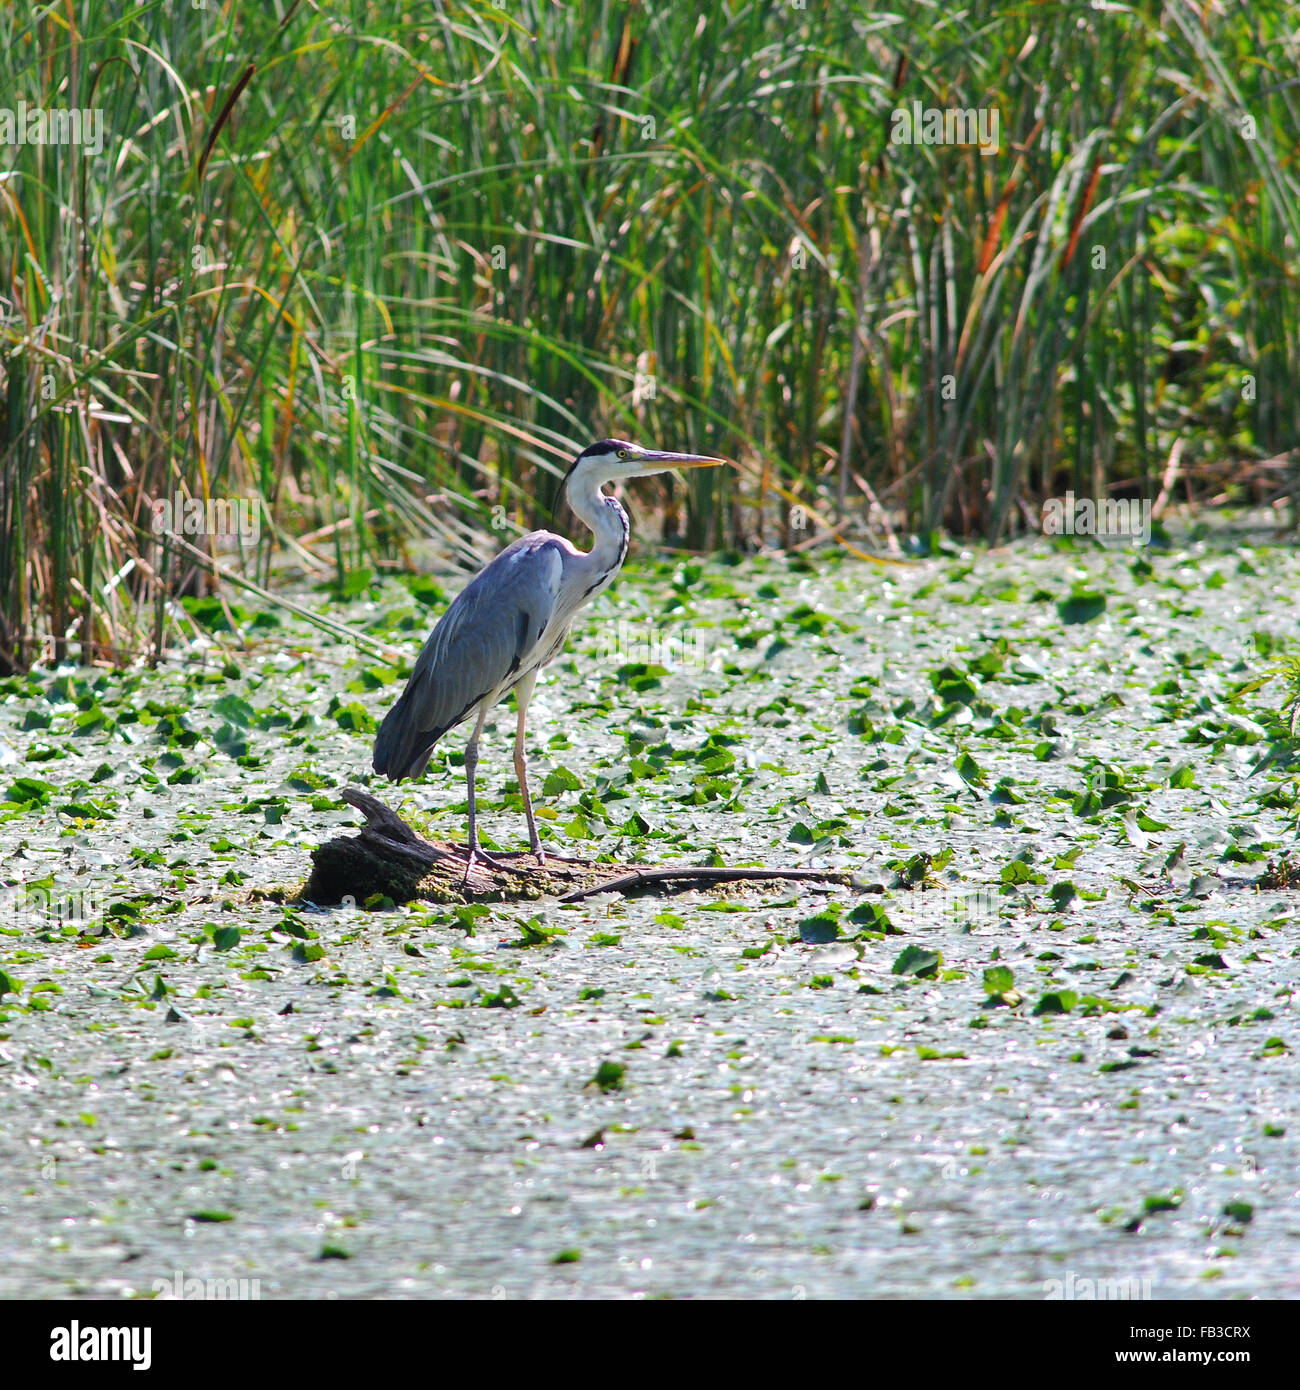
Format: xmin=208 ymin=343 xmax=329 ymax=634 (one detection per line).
xmin=1 ymin=529 xmax=1297 ymax=1298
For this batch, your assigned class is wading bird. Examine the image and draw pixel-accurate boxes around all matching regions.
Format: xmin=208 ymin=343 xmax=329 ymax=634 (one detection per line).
xmin=372 ymin=439 xmax=726 ymax=867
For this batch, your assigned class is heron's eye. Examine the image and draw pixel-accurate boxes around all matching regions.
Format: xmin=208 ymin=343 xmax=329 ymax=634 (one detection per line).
xmin=617 ymin=448 xmax=630 ymax=459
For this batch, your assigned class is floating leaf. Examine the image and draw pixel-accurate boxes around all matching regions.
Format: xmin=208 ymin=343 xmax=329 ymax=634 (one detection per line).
xmin=954 ymin=751 xmax=985 ymax=785
xmin=1058 ymin=592 xmax=1107 ymax=625
xmin=6 ymin=777 xmax=56 ymax=807
xmin=798 ymin=907 xmax=842 ymax=944
xmin=849 ymin=902 xmax=893 ymax=933
xmin=1048 ymin=881 xmax=1078 ymax=908
xmin=543 ymin=766 xmax=582 ymax=795
xmin=587 ymin=1061 xmax=625 ymax=1092
xmin=892 ymin=945 xmax=941 ymax=978
xmin=982 ymin=965 xmax=1015 ymax=995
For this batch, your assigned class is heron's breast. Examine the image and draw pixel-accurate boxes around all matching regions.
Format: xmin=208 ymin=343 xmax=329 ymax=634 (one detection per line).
xmin=536 ymin=621 xmax=573 ymax=668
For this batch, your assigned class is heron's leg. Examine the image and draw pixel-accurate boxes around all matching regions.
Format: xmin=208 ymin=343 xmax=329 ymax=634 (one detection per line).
xmin=458 ymin=705 xmax=540 ymax=879
xmin=512 ymin=671 xmax=587 ymax=867
xmin=463 ymin=706 xmax=492 ymax=865
xmin=511 ymin=669 xmax=544 ymax=861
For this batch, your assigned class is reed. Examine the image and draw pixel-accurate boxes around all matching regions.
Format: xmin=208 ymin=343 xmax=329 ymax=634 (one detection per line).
xmin=2 ymin=1 xmax=1296 ymax=669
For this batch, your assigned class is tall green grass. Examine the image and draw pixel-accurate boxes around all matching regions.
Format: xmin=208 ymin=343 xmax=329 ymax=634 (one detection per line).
xmin=2 ymin=0 xmax=1297 ymax=670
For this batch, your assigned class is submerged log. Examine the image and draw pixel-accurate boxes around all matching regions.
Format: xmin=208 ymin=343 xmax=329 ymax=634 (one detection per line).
xmin=302 ymin=787 xmax=859 ymax=907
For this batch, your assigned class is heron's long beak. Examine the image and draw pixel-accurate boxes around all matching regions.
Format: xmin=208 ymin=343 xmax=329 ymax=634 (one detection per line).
xmin=635 ymin=450 xmax=729 ymax=473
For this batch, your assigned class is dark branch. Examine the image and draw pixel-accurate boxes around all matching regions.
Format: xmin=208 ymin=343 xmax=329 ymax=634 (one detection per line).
xmin=557 ymin=864 xmax=856 ymax=904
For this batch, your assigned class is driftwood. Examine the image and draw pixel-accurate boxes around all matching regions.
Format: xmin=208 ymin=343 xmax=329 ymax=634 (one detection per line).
xmin=556 ymin=864 xmax=858 ymax=904
xmin=302 ymin=787 xmax=858 ymax=907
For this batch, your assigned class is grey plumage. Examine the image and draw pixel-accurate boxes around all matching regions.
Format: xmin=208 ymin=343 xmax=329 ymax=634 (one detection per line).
xmin=373 ymin=534 xmax=568 ymax=780
xmin=370 ymin=437 xmax=725 ymax=865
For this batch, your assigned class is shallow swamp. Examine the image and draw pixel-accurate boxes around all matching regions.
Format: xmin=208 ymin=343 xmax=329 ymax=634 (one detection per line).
xmin=0 ymin=529 xmax=1297 ymax=1299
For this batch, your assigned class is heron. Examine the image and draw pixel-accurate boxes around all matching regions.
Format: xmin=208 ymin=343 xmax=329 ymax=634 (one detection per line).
xmin=372 ymin=438 xmax=726 ymax=868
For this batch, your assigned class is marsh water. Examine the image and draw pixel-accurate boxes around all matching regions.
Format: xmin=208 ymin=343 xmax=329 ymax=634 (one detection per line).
xmin=1 ymin=529 xmax=1297 ymax=1298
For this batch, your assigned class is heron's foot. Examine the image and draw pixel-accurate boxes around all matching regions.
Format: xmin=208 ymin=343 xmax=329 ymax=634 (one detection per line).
xmin=459 ymin=844 xmax=540 ymax=879
xmin=462 ymin=845 xmax=509 ymax=877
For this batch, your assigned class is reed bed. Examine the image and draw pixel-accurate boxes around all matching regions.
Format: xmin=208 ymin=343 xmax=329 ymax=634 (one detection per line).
xmin=1 ymin=0 xmax=1296 ymax=669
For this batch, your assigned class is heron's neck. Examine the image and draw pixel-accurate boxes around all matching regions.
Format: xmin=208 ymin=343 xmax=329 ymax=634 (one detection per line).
xmin=566 ymin=474 xmax=630 ymax=586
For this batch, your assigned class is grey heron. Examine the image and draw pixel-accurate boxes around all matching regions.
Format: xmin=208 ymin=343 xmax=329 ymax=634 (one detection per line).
xmin=372 ymin=438 xmax=726 ymax=867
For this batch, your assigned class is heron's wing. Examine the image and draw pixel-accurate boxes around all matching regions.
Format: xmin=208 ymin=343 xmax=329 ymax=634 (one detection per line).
xmin=373 ymin=533 xmax=570 ymax=779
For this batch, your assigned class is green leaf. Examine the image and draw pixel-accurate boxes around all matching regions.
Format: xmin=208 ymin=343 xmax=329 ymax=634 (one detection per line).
xmin=955 ymin=752 xmax=985 ymax=785
xmin=1048 ymin=881 xmax=1077 ymax=908
xmin=210 ymin=694 xmax=255 ymax=727
xmin=849 ymin=901 xmax=893 ymax=932
xmin=543 ymin=766 xmax=582 ymax=795
xmin=333 ymin=701 xmax=376 ymax=734
xmin=798 ymin=906 xmax=842 ymax=943
xmin=892 ymin=945 xmax=941 ymax=978
xmin=1057 ymin=592 xmax=1107 ymax=625
xmin=6 ymin=777 xmax=56 ymax=807
xmin=337 ymin=566 xmax=375 ymax=598
xmin=587 ymin=1061 xmax=626 ymax=1092
xmin=982 ymin=965 xmax=1014 ymax=995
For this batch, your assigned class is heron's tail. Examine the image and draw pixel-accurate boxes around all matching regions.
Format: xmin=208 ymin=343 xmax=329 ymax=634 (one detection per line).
xmin=372 ymin=690 xmax=439 ymax=781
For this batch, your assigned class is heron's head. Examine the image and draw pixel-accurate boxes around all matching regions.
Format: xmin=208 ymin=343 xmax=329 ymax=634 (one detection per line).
xmin=565 ymin=438 xmax=727 ymax=491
